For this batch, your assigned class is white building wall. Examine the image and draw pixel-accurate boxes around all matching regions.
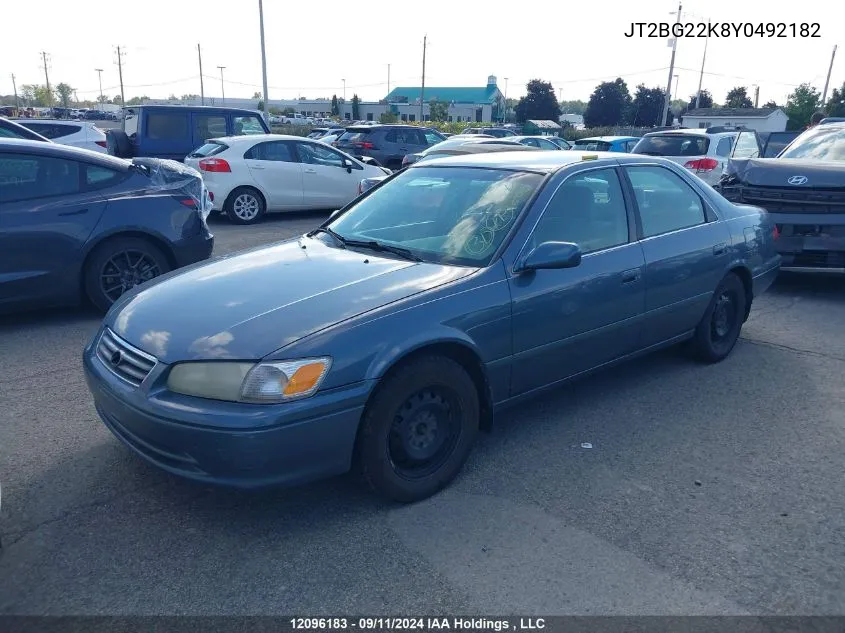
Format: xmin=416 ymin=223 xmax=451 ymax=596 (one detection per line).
xmin=681 ymin=111 xmax=788 ymax=132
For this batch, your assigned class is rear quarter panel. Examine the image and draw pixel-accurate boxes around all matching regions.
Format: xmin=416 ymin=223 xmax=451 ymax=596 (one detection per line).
xmin=714 ymin=197 xmax=780 ymax=293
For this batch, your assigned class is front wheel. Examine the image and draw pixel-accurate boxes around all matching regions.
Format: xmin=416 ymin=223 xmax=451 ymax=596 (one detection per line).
xmin=690 ymin=272 xmax=747 ymax=363
xmin=357 ymin=355 xmax=480 ymax=502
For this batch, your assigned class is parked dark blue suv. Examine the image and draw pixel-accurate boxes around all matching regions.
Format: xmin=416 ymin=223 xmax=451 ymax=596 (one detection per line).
xmin=106 ymin=105 xmax=271 ymax=162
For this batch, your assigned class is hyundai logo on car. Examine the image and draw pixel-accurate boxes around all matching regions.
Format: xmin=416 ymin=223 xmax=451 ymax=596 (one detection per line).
xmin=787 ymin=175 xmax=808 ymax=185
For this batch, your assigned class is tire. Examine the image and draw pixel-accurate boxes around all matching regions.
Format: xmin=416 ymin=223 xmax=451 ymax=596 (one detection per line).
xmin=690 ymin=272 xmax=747 ymax=363
xmin=84 ymin=236 xmax=171 ymax=313
xmin=225 ymin=187 xmax=266 ymax=225
xmin=106 ymin=129 xmax=131 ymax=158
xmin=357 ymin=355 xmax=480 ymax=503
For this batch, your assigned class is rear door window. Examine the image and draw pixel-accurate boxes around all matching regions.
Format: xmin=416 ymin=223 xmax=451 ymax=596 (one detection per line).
xmin=85 ymin=164 xmax=127 ymax=190
xmin=192 ymin=115 xmax=227 ymax=144
xmin=715 ymin=136 xmax=734 ymax=157
xmin=731 ymin=131 xmax=761 ymax=159
xmin=187 ymin=141 xmax=228 ymax=158
xmin=626 ymin=166 xmax=706 ymax=238
xmin=245 ymin=141 xmax=296 ymax=162
xmin=338 ymin=129 xmax=371 ymax=144
xmin=633 ymin=134 xmax=709 ymax=156
xmin=23 ymin=123 xmax=81 ymax=139
xmin=146 ymin=113 xmax=189 ymax=140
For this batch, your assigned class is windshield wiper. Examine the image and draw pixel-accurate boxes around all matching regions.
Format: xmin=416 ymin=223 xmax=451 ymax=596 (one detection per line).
xmin=307 ymin=226 xmax=346 ymax=246
xmin=342 ymin=238 xmax=422 ymax=262
xmin=307 ymin=228 xmax=421 ymax=262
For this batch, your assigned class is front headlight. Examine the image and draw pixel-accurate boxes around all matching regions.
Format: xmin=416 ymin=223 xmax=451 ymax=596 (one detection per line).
xmin=167 ymin=357 xmax=332 ymax=404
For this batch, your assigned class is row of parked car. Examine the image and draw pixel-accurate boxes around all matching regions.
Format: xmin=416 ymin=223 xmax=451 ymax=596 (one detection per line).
xmin=1 ymin=104 xmax=844 ymax=317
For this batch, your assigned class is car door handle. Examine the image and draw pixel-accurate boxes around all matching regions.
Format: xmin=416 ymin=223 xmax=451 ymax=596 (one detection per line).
xmin=621 ymin=269 xmax=641 ymax=284
xmin=251 ymin=165 xmax=265 ymax=170
xmin=713 ymin=242 xmax=727 ymax=256
xmin=58 ymin=208 xmax=88 ymax=216
xmin=399 ymin=147 xmax=408 ymax=151
xmin=304 ymin=168 xmax=316 ymax=174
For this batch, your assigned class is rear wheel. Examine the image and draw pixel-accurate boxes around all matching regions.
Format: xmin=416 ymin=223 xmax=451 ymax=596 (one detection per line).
xmin=357 ymin=355 xmax=480 ymax=503
xmin=690 ymin=272 xmax=747 ymax=363
xmin=84 ymin=236 xmax=171 ymax=312
xmin=225 ymin=187 xmax=266 ymax=225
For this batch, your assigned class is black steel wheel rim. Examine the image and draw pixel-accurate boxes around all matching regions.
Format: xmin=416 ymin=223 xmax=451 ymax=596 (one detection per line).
xmin=100 ymin=250 xmax=161 ymax=301
xmin=387 ymin=387 xmax=463 ymax=480
xmin=711 ymin=291 xmax=737 ymax=342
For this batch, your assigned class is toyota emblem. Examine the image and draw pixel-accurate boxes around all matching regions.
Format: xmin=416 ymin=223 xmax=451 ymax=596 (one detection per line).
xmin=109 ymin=350 xmax=123 ymax=366
xmin=787 ymin=175 xmax=808 ymax=185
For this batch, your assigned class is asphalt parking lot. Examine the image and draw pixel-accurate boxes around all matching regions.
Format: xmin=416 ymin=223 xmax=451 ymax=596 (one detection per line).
xmin=1 ymin=212 xmax=844 ymax=616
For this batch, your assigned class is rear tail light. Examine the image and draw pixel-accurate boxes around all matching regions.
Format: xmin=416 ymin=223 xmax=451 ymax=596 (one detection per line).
xmin=198 ymin=157 xmax=231 ymax=172
xmin=683 ymin=158 xmax=719 ymax=172
xmin=95 ymin=140 xmax=107 ymax=148
xmin=208 ymin=191 xmax=215 ymax=202
xmin=353 ymin=142 xmax=376 ymax=150
xmin=178 ymin=198 xmax=198 ymax=208
xmin=773 ymin=224 xmax=780 ymax=240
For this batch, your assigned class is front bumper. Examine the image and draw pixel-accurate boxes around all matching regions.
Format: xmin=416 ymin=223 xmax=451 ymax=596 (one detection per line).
xmin=83 ymin=341 xmax=373 ymax=488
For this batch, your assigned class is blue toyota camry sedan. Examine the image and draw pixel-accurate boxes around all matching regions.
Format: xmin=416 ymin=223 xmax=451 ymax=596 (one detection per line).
xmin=84 ymin=151 xmax=780 ymax=502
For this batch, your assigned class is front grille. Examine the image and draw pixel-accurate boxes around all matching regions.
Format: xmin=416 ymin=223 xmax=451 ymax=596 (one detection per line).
xmin=96 ymin=328 xmax=157 ymax=387
xmin=738 ymin=186 xmax=845 ymax=214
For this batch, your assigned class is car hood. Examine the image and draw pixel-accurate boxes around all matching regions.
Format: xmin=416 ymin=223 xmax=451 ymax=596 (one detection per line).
xmin=107 ymin=237 xmax=473 ymax=363
xmin=724 ymin=158 xmax=845 ymax=188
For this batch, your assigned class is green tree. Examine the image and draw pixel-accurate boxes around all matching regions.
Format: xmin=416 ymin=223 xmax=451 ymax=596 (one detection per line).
xmin=125 ymin=96 xmax=147 ymax=106
xmin=257 ymin=100 xmax=265 ymax=111
xmin=181 ymin=93 xmax=199 ymax=101
xmin=34 ymin=85 xmax=54 ymax=106
xmin=429 ymin=99 xmax=449 ymax=122
xmin=685 ymin=89 xmax=714 ymax=110
xmin=825 ymin=82 xmax=845 ymax=117
xmin=20 ymin=85 xmax=37 ymax=106
xmin=784 ymin=83 xmax=821 ymax=130
xmin=514 ymin=79 xmax=561 ymax=123
xmin=379 ymin=111 xmax=399 ymax=124
xmin=629 ymin=85 xmax=666 ymax=126
xmin=97 ymin=95 xmax=109 ymax=104
xmin=724 ymin=86 xmax=753 ymax=108
xmin=351 ymin=94 xmax=360 ymax=119
xmin=112 ymin=95 xmax=123 ymax=105
xmin=282 ymin=107 xmax=296 ymax=116
xmin=331 ymin=94 xmax=339 ymax=116
xmin=762 ymin=100 xmax=779 ymax=109
xmin=584 ymin=78 xmax=631 ymax=127
xmin=252 ymin=91 xmax=262 ymax=99
xmin=559 ymin=99 xmax=587 ymax=115
xmin=55 ymin=83 xmax=74 ymax=108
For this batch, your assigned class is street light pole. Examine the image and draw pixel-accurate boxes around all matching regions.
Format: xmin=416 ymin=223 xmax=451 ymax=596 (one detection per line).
xmin=661 ymin=2 xmax=682 ymax=126
xmin=258 ymin=0 xmax=269 ymax=118
xmin=217 ymin=66 xmax=226 ymax=104
xmin=695 ymin=19 xmax=709 ymax=109
xmin=821 ymin=45 xmax=838 ymax=105
xmin=95 ymin=68 xmax=104 ymax=103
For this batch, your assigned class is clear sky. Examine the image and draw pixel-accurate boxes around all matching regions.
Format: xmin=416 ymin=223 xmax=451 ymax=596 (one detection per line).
xmin=1 ymin=0 xmax=841 ymax=106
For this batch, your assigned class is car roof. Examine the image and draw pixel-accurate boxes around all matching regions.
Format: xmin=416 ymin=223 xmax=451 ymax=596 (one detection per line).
xmin=0 ymin=137 xmax=132 ymax=167
xmin=125 ymin=104 xmax=261 ymax=115
xmin=574 ymin=136 xmax=638 ymax=142
xmin=16 ymin=118 xmax=92 ymax=124
xmin=209 ymin=134 xmax=327 ymax=144
xmin=412 ymin=150 xmax=626 ymax=172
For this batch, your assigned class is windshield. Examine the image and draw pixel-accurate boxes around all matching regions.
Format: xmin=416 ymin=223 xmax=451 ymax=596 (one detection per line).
xmin=632 ymin=134 xmax=709 ymax=156
xmin=327 ymin=166 xmax=543 ymax=266
xmin=572 ymin=140 xmax=612 ymax=151
xmin=779 ymin=127 xmax=845 ymax=161
xmin=188 ymin=141 xmax=227 ymax=158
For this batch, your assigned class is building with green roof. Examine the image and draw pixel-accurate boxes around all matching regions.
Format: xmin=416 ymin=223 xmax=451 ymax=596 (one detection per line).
xmin=384 ymin=75 xmax=505 ymax=123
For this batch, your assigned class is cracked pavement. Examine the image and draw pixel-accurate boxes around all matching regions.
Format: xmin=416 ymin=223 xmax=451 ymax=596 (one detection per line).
xmin=1 ymin=213 xmax=844 ymax=615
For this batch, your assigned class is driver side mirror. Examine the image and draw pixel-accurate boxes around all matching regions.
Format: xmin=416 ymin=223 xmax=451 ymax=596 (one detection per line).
xmin=515 ymin=241 xmax=582 ymax=273
xmin=342 ymin=158 xmax=353 ymax=173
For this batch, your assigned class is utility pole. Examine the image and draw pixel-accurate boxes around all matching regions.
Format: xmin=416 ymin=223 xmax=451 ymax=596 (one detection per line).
xmin=197 ymin=44 xmax=205 ymax=105
xmin=695 ymin=19 xmax=709 ymax=109
xmin=95 ymin=68 xmax=104 ymax=103
xmin=217 ymin=66 xmax=226 ymax=103
xmin=754 ymin=85 xmax=760 ymax=108
xmin=258 ymin=0 xmax=269 ymax=118
xmin=673 ymin=75 xmax=680 ymax=102
xmin=420 ymin=35 xmax=427 ymax=123
xmin=115 ymin=46 xmax=126 ymax=108
xmin=662 ymin=3 xmax=681 ymax=126
xmin=40 ymin=51 xmax=52 ymax=106
xmin=503 ymin=77 xmax=509 ymax=123
xmin=11 ymin=73 xmax=19 ymax=112
xmin=821 ymin=45 xmax=838 ymax=105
